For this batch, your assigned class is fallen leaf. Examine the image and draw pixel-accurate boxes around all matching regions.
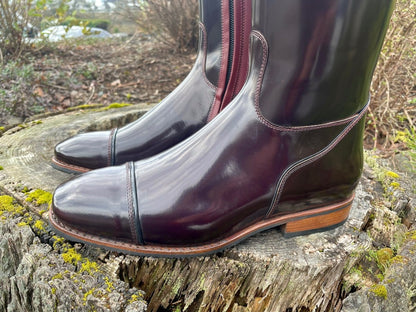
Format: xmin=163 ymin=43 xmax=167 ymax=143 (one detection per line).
xmin=111 ymin=79 xmax=121 ymax=87
xmin=33 ymin=87 xmax=44 ymax=97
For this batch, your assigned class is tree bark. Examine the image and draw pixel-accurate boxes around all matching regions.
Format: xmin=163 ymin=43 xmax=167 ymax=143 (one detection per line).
xmin=0 ymin=106 xmax=414 ymax=312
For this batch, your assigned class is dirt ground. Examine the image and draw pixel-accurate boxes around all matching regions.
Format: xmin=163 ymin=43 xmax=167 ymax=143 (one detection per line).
xmin=0 ymin=36 xmax=195 ymax=126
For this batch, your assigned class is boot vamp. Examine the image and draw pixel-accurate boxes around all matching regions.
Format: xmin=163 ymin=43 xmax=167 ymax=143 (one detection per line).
xmin=52 ymin=164 xmax=134 ymax=244
xmin=54 ymin=131 xmax=111 ymax=169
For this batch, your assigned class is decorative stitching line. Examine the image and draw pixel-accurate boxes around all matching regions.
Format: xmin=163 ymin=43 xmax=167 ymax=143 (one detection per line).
xmin=251 ymin=30 xmax=358 ymax=132
xmin=52 ymin=157 xmax=90 ymax=173
xmin=49 ymin=194 xmax=353 ymax=255
xmin=266 ymin=100 xmax=369 ymax=217
xmin=249 ymin=30 xmax=369 ymax=217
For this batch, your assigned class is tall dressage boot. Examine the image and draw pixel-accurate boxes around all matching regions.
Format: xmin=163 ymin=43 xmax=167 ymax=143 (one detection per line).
xmin=50 ymin=0 xmax=395 ymax=256
xmin=52 ymin=0 xmax=252 ymax=173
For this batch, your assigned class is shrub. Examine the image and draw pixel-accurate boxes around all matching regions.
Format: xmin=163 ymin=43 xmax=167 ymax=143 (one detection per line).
xmin=116 ymin=0 xmax=199 ymax=52
xmin=369 ymin=0 xmax=416 ymax=148
xmin=0 ymin=0 xmax=37 ymax=61
xmin=61 ymin=17 xmax=111 ymax=30
xmin=0 ymin=60 xmax=40 ymax=119
xmin=0 ymin=0 xmax=70 ymax=62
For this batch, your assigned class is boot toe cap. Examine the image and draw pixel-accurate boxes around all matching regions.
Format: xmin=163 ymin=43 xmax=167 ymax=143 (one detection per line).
xmin=54 ymin=131 xmax=112 ymax=170
xmin=51 ymin=165 xmax=135 ymax=244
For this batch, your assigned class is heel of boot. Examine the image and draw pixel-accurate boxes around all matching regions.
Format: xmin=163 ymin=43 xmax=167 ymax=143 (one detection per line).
xmin=281 ymin=198 xmax=353 ymax=237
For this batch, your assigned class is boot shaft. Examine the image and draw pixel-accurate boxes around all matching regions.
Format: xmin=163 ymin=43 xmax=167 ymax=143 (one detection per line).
xmin=199 ymin=0 xmax=224 ymax=86
xmin=252 ymin=0 xmax=395 ymax=126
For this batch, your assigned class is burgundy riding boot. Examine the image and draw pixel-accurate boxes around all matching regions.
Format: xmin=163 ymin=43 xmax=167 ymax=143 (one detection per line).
xmin=52 ymin=0 xmax=251 ymax=173
xmin=50 ymin=0 xmax=394 ymax=256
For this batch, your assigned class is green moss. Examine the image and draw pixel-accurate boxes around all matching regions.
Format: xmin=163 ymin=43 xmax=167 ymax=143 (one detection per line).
xmin=376 ymin=248 xmax=394 ymax=267
xmin=171 ymin=277 xmax=183 ymax=296
xmin=52 ymin=273 xmax=64 ymax=280
xmin=0 ymin=195 xmax=14 ymax=209
xmin=0 ymin=126 xmax=5 ymax=132
xmin=386 ymin=171 xmax=400 ymax=179
xmin=80 ymin=259 xmax=99 ymax=274
xmin=370 ymin=284 xmax=388 ymax=299
xmin=51 ymin=287 xmax=56 ymax=294
xmin=364 ymin=151 xmax=403 ymax=199
xmin=128 ymin=294 xmax=140 ymax=304
xmin=83 ymin=288 xmax=96 ymax=304
xmin=407 ymin=230 xmax=416 ymax=240
xmin=103 ymin=102 xmax=132 ymax=110
xmin=376 ymin=273 xmax=384 ymax=282
xmin=0 ymin=166 xmax=3 ymax=170
xmin=390 ymin=255 xmax=406 ymax=264
xmin=0 ymin=195 xmax=25 ymax=216
xmin=199 ymin=273 xmax=206 ymax=289
xmin=52 ymin=235 xmax=65 ymax=249
xmin=25 ymin=189 xmax=52 ymax=206
xmin=33 ymin=219 xmax=47 ymax=231
xmin=67 ymin=104 xmax=102 ymax=111
xmin=22 ymin=186 xmax=30 ymax=194
xmin=104 ymin=277 xmax=114 ymax=292
xmin=62 ymin=248 xmax=82 ymax=265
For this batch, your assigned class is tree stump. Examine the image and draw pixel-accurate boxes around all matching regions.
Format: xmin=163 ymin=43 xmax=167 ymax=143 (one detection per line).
xmin=0 ymin=105 xmax=414 ymax=312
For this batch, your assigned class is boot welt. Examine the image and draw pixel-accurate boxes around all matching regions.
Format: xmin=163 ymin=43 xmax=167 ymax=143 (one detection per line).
xmin=48 ymin=194 xmax=354 ymax=258
xmin=51 ymin=157 xmax=91 ymax=174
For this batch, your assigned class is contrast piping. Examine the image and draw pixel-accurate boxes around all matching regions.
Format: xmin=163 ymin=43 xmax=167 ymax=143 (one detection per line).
xmin=248 ymin=30 xmax=370 ymax=217
xmin=130 ymin=162 xmax=144 ymax=245
xmin=266 ymin=100 xmax=370 ymax=218
xmin=251 ymin=30 xmax=359 ymax=132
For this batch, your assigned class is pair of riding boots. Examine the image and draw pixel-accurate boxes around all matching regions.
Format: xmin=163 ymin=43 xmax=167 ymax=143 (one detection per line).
xmin=49 ymin=0 xmax=395 ymax=257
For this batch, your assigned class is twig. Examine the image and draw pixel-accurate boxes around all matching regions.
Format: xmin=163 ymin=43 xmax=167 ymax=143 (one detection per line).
xmin=404 ymin=109 xmax=415 ymax=130
xmin=368 ymin=106 xmax=378 ymax=149
xmin=111 ymin=32 xmax=140 ymax=54
xmin=86 ymin=84 xmax=95 ymax=104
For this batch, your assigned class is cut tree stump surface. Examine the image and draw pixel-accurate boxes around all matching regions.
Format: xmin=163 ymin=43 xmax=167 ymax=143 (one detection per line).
xmin=0 ymin=106 xmax=415 ymax=312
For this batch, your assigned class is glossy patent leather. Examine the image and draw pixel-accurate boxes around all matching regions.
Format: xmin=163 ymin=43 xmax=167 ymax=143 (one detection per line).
xmin=53 ymin=0 xmax=252 ymax=172
xmin=51 ymin=0 xmax=394 ymax=255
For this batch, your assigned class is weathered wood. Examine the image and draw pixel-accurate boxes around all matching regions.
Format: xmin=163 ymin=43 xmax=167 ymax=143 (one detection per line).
xmin=0 ymin=107 xmax=414 ymax=312
xmin=0 ymin=104 xmax=150 ymax=194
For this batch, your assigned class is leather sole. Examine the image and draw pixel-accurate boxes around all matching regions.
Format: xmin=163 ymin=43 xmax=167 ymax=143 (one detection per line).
xmin=51 ymin=157 xmax=90 ymax=174
xmin=48 ymin=194 xmax=354 ymax=257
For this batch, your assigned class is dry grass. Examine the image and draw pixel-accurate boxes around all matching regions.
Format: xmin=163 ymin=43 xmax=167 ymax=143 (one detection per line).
xmin=368 ymin=0 xmax=416 ymax=150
